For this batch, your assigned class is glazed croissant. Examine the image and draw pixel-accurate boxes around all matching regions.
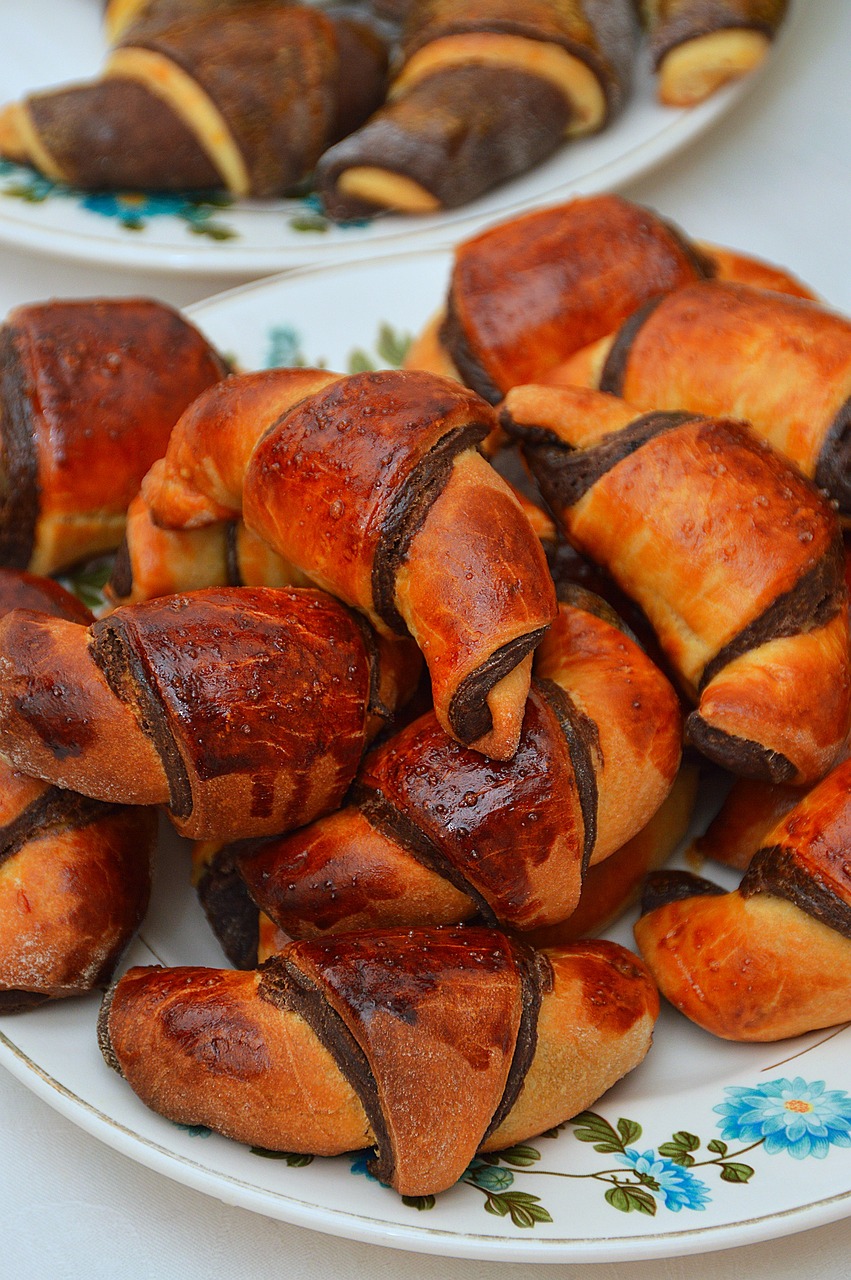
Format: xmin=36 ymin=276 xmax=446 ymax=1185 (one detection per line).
xmin=557 ymin=282 xmax=851 ymax=518
xmin=316 ymin=0 xmax=638 ymax=218
xmin=98 ymin=927 xmax=659 ymax=1196
xmin=142 ymin=368 xmax=557 ymax=760
xmin=195 ymin=586 xmax=682 ymax=957
xmin=0 ymin=569 xmax=155 ymax=1011
xmin=0 ymin=5 xmax=388 ymax=197
xmin=0 ymin=586 xmax=419 ymax=841
xmin=502 ymin=383 xmax=851 ymax=784
xmin=638 ymin=1 xmax=789 ymax=105
xmin=0 ymin=298 xmax=226 ymax=576
xmin=634 ymin=755 xmax=851 ymax=1041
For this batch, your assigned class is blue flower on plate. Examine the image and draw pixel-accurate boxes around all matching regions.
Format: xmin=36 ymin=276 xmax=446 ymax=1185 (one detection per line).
xmin=616 ymin=1148 xmax=711 ymax=1211
xmin=464 ymin=1159 xmax=515 ymax=1194
xmin=714 ymin=1077 xmax=851 ymax=1159
xmin=80 ymin=191 xmax=191 ymax=228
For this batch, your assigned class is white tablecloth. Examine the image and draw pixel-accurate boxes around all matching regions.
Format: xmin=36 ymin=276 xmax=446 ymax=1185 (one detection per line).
xmin=1 ymin=2 xmax=851 ymax=1275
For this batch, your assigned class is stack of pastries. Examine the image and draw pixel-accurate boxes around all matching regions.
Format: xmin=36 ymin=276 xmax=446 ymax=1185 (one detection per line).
xmin=0 ymin=192 xmax=849 ymax=1198
xmin=0 ymin=1 xmax=789 ymax=218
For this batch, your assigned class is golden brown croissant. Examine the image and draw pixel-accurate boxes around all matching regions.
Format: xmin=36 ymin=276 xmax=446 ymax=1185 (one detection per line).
xmin=142 ymin=367 xmax=557 ymax=760
xmin=0 ymin=568 xmax=155 ymax=1011
xmin=0 ymin=586 xmax=419 ymax=841
xmin=194 ymin=586 xmax=682 ymax=958
xmin=557 ymin=281 xmax=851 ymax=518
xmin=637 ymin=1 xmax=788 ymax=105
xmin=98 ymin=927 xmax=659 ymax=1195
xmin=0 ymin=298 xmax=226 ymax=576
xmin=634 ymin=755 xmax=851 ymax=1040
xmin=0 ymin=5 xmax=388 ymax=197
xmin=502 ymin=383 xmax=851 ymax=784
xmin=316 ymin=1 xmax=638 ymax=218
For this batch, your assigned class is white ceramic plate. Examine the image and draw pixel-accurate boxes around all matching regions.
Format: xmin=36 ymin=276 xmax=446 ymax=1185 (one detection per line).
xmin=0 ymin=0 xmax=787 ymax=275
xmin=1 ymin=252 xmax=851 ymax=1263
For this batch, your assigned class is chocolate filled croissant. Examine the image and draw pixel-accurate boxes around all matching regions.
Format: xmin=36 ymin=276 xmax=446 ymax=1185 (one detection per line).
xmin=0 ymin=568 xmax=155 ymax=1011
xmin=0 ymin=586 xmax=419 ymax=841
xmin=142 ymin=368 xmax=557 ymax=760
xmin=634 ymin=755 xmax=851 ymax=1040
xmin=559 ymin=282 xmax=851 ymax=517
xmin=98 ymin=927 xmax=659 ymax=1195
xmin=0 ymin=5 xmax=388 ymax=197
xmin=638 ymin=1 xmax=788 ymax=106
xmin=435 ymin=195 xmax=712 ymax=403
xmin=316 ymin=0 xmax=638 ymax=218
xmin=0 ymin=298 xmax=226 ymax=576
xmin=502 ymin=383 xmax=851 ymax=784
xmin=195 ymin=586 xmax=682 ymax=956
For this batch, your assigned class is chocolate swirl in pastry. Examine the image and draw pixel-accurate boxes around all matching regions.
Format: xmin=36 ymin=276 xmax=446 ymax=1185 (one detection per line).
xmin=0 ymin=586 xmax=419 ymax=841
xmin=634 ymin=755 xmax=851 ymax=1040
xmin=502 ymin=383 xmax=851 ymax=784
xmin=98 ymin=926 xmax=659 ymax=1195
xmin=0 ymin=5 xmax=388 ymax=197
xmin=316 ymin=1 xmax=638 ymax=218
xmin=142 ymin=368 xmax=557 ymax=760
xmin=0 ymin=568 xmax=155 ymax=1011
xmin=194 ymin=587 xmax=682 ymax=958
xmin=0 ymin=298 xmax=226 ymax=576
xmin=637 ymin=1 xmax=788 ymax=105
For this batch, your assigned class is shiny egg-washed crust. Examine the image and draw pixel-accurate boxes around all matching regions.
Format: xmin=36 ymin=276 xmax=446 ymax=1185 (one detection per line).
xmin=0 ymin=568 xmax=154 ymax=1011
xmin=198 ymin=589 xmax=681 ymax=949
xmin=0 ymin=7 xmax=387 ymax=197
xmin=0 ymin=299 xmax=226 ymax=576
xmin=691 ymin=773 xmax=809 ymax=871
xmin=638 ymin=1 xmax=788 ymax=105
xmin=634 ymin=755 xmax=851 ymax=1040
xmin=593 ymin=282 xmax=851 ymax=518
xmin=98 ymin=928 xmax=659 ymax=1196
xmin=142 ymin=367 xmax=556 ymax=761
xmin=316 ymin=1 xmax=637 ymax=219
xmin=439 ymin=194 xmax=713 ymax=403
xmin=0 ymin=586 xmax=415 ymax=842
xmin=502 ymin=384 xmax=851 ymax=784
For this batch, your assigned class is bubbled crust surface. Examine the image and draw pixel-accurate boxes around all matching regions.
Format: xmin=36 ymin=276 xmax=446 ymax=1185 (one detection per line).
xmin=442 ymin=194 xmax=708 ymax=399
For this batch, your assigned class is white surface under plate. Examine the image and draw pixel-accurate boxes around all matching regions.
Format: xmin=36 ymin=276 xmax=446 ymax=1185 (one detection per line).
xmin=1 ymin=252 xmax=850 ymax=1264
xmin=0 ymin=0 xmax=790 ymax=274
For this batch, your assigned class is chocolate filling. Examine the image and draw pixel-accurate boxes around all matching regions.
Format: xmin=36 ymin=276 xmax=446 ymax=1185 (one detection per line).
xmin=684 ymin=712 xmax=796 ymax=784
xmin=108 ymin=537 xmax=133 ymax=602
xmin=509 ymin=410 xmax=696 ymax=515
xmin=439 ymin=295 xmax=505 ymax=405
xmin=740 ymin=844 xmax=851 ymax=940
xmin=0 ymin=786 xmax=115 ymax=871
xmin=373 ymin=421 xmax=488 ymax=635
xmin=700 ymin=539 xmax=846 ymax=691
xmin=598 ymin=294 xmax=668 ymax=396
xmin=815 ymin=393 xmax=851 ymax=518
xmin=536 ymin=677 xmax=598 ymax=874
xmin=448 ymin=625 xmax=549 ymax=745
xmin=347 ymin=611 xmax=393 ymax=725
xmin=91 ymin=615 xmax=193 ymax=818
xmin=0 ymin=326 xmax=39 ymax=568
xmin=481 ymin=941 xmax=552 ymax=1144
xmin=0 ymin=989 xmax=52 ymax=1013
xmin=196 ymin=844 xmax=260 ymax=969
xmin=96 ymin=978 xmax=124 ymax=1074
xmin=640 ymin=868 xmax=726 ymax=916
xmin=224 ymin=522 xmax=243 ymax=587
xmin=259 ymin=954 xmax=387 ymax=1166
xmin=350 ymin=788 xmax=498 ymax=925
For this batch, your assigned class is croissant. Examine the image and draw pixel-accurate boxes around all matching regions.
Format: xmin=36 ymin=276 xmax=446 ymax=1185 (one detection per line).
xmin=193 ymin=586 xmax=682 ymax=959
xmin=0 ymin=6 xmax=388 ymax=197
xmin=142 ymin=367 xmax=557 ymax=760
xmin=103 ymin=0 xmax=290 ymax=44
xmin=0 ymin=586 xmax=419 ymax=841
xmin=98 ymin=927 xmax=659 ymax=1196
xmin=634 ymin=755 xmax=851 ymax=1041
xmin=0 ymin=298 xmax=226 ymax=576
xmin=502 ymin=383 xmax=851 ymax=784
xmin=316 ymin=0 xmax=638 ymax=219
xmin=691 ymin=774 xmax=807 ymax=871
xmin=0 ymin=568 xmax=155 ymax=1011
xmin=556 ymin=282 xmax=851 ymax=518
xmin=637 ymin=1 xmax=789 ymax=106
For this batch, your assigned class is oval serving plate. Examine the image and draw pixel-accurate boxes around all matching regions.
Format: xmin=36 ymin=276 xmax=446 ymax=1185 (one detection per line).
xmin=1 ymin=249 xmax=850 ymax=1263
